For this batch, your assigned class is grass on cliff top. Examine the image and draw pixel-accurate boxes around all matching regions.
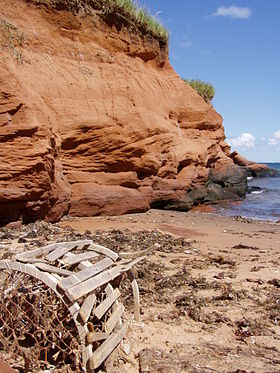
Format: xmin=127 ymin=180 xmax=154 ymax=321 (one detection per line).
xmin=184 ymin=79 xmax=215 ymax=103
xmin=37 ymin=0 xmax=169 ymax=42
xmin=93 ymin=0 xmax=169 ymax=42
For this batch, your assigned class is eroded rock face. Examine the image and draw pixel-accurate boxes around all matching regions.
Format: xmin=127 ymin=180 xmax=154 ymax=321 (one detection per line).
xmin=0 ymin=0 xmax=247 ymax=224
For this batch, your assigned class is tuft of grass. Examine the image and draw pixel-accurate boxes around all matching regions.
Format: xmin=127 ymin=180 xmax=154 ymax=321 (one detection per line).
xmin=184 ymin=79 xmax=215 ymax=103
xmin=99 ymin=0 xmax=169 ymax=42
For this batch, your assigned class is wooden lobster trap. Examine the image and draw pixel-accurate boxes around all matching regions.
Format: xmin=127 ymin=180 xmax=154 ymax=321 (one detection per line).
xmin=0 ymin=240 xmax=144 ymax=372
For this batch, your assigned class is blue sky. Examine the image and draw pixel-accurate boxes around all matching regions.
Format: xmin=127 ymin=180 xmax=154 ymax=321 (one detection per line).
xmin=138 ymin=0 xmax=280 ymax=162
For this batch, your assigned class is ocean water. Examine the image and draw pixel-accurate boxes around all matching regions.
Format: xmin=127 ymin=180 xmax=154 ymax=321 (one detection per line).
xmin=216 ymin=162 xmax=280 ymax=222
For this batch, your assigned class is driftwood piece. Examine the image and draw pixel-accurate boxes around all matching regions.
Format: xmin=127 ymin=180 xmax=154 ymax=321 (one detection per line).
xmin=88 ymin=323 xmax=128 ymax=370
xmin=94 ymin=288 xmax=121 ymax=320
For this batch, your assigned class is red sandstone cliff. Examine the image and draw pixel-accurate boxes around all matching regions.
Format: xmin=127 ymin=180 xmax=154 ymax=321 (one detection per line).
xmin=0 ymin=0 xmax=247 ymax=225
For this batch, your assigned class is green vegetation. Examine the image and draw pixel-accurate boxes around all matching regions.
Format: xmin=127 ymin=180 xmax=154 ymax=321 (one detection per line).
xmin=35 ymin=0 xmax=169 ymax=42
xmin=0 ymin=17 xmax=24 ymax=63
xmin=184 ymin=79 xmax=215 ymax=103
xmin=90 ymin=0 xmax=168 ymax=42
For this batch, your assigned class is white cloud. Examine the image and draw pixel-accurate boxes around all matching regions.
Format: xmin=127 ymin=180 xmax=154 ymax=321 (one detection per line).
xmin=212 ymin=6 xmax=252 ymax=19
xmin=269 ymin=138 xmax=278 ymax=145
xmin=268 ymin=130 xmax=280 ymax=146
xmin=274 ymin=130 xmax=280 ymax=139
xmin=228 ymin=133 xmax=255 ymax=148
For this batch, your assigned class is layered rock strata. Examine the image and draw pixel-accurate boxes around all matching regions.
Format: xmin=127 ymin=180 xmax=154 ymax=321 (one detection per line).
xmin=0 ymin=0 xmax=247 ymax=224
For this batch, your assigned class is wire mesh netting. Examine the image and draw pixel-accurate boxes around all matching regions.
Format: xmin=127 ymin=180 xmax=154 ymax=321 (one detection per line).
xmin=0 ymin=268 xmax=125 ymax=372
xmin=0 ymin=270 xmax=81 ymax=371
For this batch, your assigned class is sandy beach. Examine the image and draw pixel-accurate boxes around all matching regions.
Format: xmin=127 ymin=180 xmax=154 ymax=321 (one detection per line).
xmin=60 ymin=210 xmax=280 ymax=372
xmin=1 ymin=210 xmax=280 ymax=372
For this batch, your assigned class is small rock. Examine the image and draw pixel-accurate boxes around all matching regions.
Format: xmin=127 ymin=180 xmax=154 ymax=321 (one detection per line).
xmin=3 ymin=220 xmax=22 ymax=230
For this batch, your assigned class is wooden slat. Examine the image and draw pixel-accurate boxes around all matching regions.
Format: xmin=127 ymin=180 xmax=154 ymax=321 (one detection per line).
xmin=105 ymin=284 xmax=122 ymax=327
xmin=82 ymin=344 xmax=92 ymax=371
xmin=66 ymin=266 xmax=121 ymax=301
xmin=127 ymin=270 xmax=141 ymax=322
xmin=23 ymin=263 xmax=39 ymax=278
xmin=0 ymin=260 xmax=9 ymax=270
xmin=88 ymin=323 xmax=128 ymax=370
xmin=58 ymin=258 xmax=113 ymax=291
xmin=62 ymin=252 xmax=99 ymax=266
xmin=119 ymin=256 xmax=146 ymax=272
xmin=16 ymin=257 xmax=48 ymax=264
xmin=119 ymin=247 xmax=151 ymax=260
xmin=87 ymin=332 xmax=108 ymax=343
xmin=79 ymin=293 xmax=97 ymax=324
xmin=47 ymin=241 xmax=90 ymax=262
xmin=15 ymin=244 xmax=56 ymax=261
xmin=15 ymin=240 xmax=92 ymax=263
xmin=44 ymin=273 xmax=59 ymax=288
xmin=88 ymin=243 xmax=119 ymax=261
xmin=94 ymin=288 xmax=121 ymax=320
xmin=34 ymin=263 xmax=72 ymax=276
xmin=78 ymin=260 xmax=92 ymax=270
xmin=68 ymin=302 xmax=80 ymax=318
xmin=104 ymin=304 xmax=125 ymax=334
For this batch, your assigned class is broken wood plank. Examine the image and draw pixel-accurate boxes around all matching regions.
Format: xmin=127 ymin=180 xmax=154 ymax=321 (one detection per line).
xmin=127 ymin=270 xmax=141 ymax=322
xmin=88 ymin=323 xmax=128 ymax=370
xmin=94 ymin=288 xmax=121 ymax=320
xmin=79 ymin=293 xmax=97 ymax=324
xmin=104 ymin=304 xmax=125 ymax=334
xmin=62 ymin=252 xmax=99 ymax=266
xmin=119 ymin=247 xmax=151 ymax=260
xmin=46 ymin=240 xmax=92 ymax=262
xmin=34 ymin=262 xmax=72 ymax=276
xmin=58 ymin=257 xmax=113 ymax=291
xmin=120 ymin=256 xmax=146 ymax=272
xmin=67 ymin=266 xmax=121 ymax=301
xmin=87 ymin=331 xmax=108 ymax=343
xmin=88 ymin=243 xmax=119 ymax=261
